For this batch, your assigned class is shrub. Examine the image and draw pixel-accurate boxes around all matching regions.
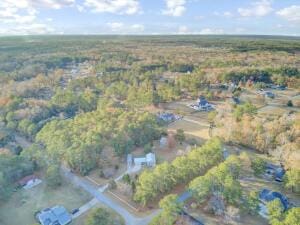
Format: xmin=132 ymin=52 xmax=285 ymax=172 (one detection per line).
xmin=251 ymin=158 xmax=266 ymax=176
xmin=287 ymin=100 xmax=293 ymax=107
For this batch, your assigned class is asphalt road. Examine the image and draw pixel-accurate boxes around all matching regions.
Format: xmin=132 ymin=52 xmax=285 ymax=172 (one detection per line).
xmin=61 ymin=166 xmax=159 ymax=225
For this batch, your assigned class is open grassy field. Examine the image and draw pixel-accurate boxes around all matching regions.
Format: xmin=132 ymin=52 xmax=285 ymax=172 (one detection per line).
xmin=0 ymin=179 xmax=91 ymax=225
xmin=168 ymin=118 xmax=210 ymax=141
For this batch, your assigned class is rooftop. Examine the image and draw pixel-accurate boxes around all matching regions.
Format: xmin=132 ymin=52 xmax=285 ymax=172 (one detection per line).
xmin=259 ymin=189 xmax=289 ymax=210
xmin=37 ymin=205 xmax=71 ymax=225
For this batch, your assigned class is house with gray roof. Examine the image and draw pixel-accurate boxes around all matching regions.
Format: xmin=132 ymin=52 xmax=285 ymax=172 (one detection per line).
xmin=36 ymin=205 xmax=71 ymax=225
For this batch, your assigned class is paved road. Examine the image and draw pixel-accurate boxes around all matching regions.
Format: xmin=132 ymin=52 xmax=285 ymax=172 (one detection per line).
xmin=72 ymin=198 xmax=98 ymax=219
xmin=62 ymin=166 xmax=159 ymax=225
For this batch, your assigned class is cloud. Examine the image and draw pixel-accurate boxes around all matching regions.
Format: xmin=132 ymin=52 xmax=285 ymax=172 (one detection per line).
xmin=276 ymin=5 xmax=300 ymax=23
xmin=177 ymin=25 xmax=189 ymax=34
xmin=83 ymin=0 xmax=140 ymax=15
xmin=0 ymin=23 xmax=55 ymax=35
xmin=223 ymin=11 xmax=233 ymax=18
xmin=214 ymin=11 xmax=233 ymax=18
xmin=198 ymin=28 xmax=224 ymax=35
xmin=163 ymin=0 xmax=186 ymax=17
xmin=130 ymin=24 xmax=144 ymax=32
xmin=238 ymin=0 xmax=273 ymax=17
xmin=0 ymin=1 xmax=37 ymax=24
xmin=0 ymin=0 xmax=74 ymax=10
xmin=234 ymin=27 xmax=246 ymax=33
xmin=106 ymin=22 xmax=124 ymax=31
xmin=0 ymin=0 xmax=60 ymax=35
xmin=106 ymin=22 xmax=144 ymax=33
xmin=29 ymin=0 xmax=75 ymax=9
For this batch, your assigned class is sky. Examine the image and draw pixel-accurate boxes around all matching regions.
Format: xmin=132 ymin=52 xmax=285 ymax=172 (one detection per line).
xmin=0 ymin=0 xmax=299 ymax=36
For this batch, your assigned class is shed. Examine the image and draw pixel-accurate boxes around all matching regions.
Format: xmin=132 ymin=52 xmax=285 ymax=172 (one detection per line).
xmin=18 ymin=175 xmax=38 ymax=187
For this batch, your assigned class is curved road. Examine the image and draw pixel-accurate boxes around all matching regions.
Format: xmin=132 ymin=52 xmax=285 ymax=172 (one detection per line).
xmin=62 ymin=167 xmax=159 ymax=225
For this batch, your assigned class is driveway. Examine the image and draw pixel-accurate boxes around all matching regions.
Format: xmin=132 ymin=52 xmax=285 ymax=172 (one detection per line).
xmin=61 ymin=166 xmax=159 ymax=225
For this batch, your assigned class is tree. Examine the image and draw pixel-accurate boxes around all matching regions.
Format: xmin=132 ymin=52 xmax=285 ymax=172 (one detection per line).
xmin=175 ymin=129 xmax=185 ymax=144
xmin=283 ymin=207 xmax=300 ymax=225
xmin=143 ymin=143 xmax=152 ymax=154
xmin=251 ymin=157 xmax=266 ymax=176
xmin=189 ymin=155 xmax=241 ymax=205
xmin=122 ymin=174 xmax=131 ymax=185
xmin=46 ymin=164 xmax=62 ymax=188
xmin=267 ymin=199 xmax=284 ymax=225
xmin=245 ymin=191 xmax=260 ymax=215
xmin=233 ymin=102 xmax=257 ymax=121
xmin=134 ymin=138 xmax=223 ymax=206
xmin=108 ymin=179 xmax=117 ymax=190
xmin=284 ymin=169 xmax=300 ymax=193
xmin=223 ymin=175 xmax=242 ymax=205
xmin=287 ymin=100 xmax=293 ymax=107
xmin=111 ymin=133 xmax=134 ymax=156
xmin=84 ymin=208 xmax=113 ymax=225
xmin=150 ymin=194 xmax=182 ymax=225
xmin=208 ymin=111 xmax=217 ymax=123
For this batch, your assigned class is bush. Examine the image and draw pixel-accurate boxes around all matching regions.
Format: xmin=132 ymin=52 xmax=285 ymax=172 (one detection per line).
xmin=287 ymin=100 xmax=293 ymax=107
xmin=175 ymin=129 xmax=185 ymax=144
xmin=84 ymin=208 xmax=114 ymax=225
xmin=251 ymin=158 xmax=266 ymax=176
xmin=46 ymin=164 xmax=62 ymax=188
xmin=122 ymin=174 xmax=131 ymax=185
xmin=143 ymin=143 xmax=152 ymax=154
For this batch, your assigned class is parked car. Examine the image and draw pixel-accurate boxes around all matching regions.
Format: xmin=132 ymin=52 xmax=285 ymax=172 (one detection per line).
xmin=71 ymin=208 xmax=79 ymax=214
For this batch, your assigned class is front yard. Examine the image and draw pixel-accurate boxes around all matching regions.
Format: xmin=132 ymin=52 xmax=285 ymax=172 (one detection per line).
xmin=72 ymin=202 xmax=125 ymax=225
xmin=0 ymin=178 xmax=91 ymax=225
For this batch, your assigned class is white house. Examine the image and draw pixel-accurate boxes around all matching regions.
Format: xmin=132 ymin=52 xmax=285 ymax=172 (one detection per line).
xmin=133 ymin=153 xmax=156 ymax=167
xmin=188 ymin=96 xmax=214 ymax=111
xmin=146 ymin=153 xmax=156 ymax=167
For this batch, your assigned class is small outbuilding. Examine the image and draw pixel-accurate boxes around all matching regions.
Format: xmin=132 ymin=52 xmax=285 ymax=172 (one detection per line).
xmin=18 ymin=174 xmax=42 ymax=189
xmin=160 ymin=136 xmax=168 ymax=147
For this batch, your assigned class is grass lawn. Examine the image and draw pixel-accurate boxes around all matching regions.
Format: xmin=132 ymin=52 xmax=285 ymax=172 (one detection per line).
xmin=0 ymin=179 xmax=91 ymax=225
xmin=168 ymin=119 xmax=210 ymax=140
xmin=72 ymin=202 xmax=124 ymax=225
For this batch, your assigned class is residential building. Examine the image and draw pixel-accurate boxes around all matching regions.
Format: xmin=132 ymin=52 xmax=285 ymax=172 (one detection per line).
xmin=133 ymin=152 xmax=156 ymax=167
xmin=36 ymin=205 xmax=72 ymax=225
